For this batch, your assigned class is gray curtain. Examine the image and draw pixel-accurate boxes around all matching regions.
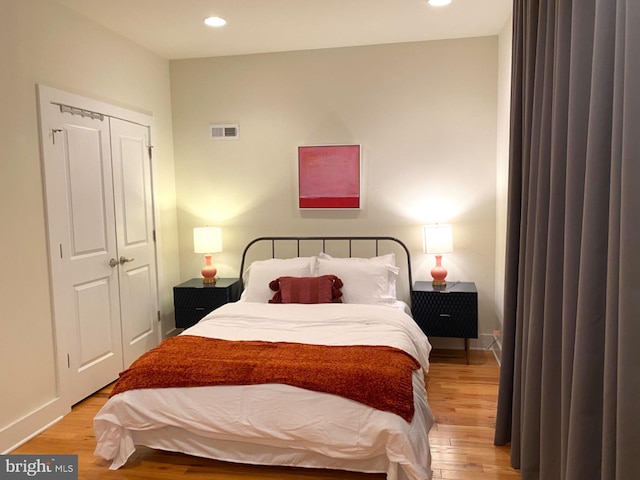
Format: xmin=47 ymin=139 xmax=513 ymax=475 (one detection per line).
xmin=494 ymin=1 xmax=640 ymax=479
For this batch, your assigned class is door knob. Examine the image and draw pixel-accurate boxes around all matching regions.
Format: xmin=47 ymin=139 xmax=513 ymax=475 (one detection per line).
xmin=119 ymin=256 xmax=135 ymax=264
xmin=109 ymin=258 xmax=119 ymax=267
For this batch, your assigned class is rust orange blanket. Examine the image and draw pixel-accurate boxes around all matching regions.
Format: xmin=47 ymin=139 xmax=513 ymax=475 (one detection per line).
xmin=110 ymin=335 xmax=420 ymax=422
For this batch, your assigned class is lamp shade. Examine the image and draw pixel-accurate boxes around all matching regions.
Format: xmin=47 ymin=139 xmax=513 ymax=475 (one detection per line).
xmin=193 ymin=226 xmax=222 ymax=254
xmin=423 ymin=224 xmax=453 ymax=254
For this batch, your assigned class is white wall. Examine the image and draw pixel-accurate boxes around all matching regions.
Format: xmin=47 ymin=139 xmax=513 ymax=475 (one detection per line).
xmin=170 ymin=37 xmax=499 ymax=348
xmin=495 ymin=14 xmax=513 ymax=334
xmin=0 ymin=0 xmax=179 ymax=452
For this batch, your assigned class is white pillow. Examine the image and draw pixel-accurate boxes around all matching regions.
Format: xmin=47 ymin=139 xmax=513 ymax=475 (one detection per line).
xmin=316 ymin=258 xmax=399 ymax=305
xmin=317 ymin=252 xmax=397 ymax=297
xmin=241 ymin=257 xmax=317 ymax=303
xmin=318 ymin=251 xmax=396 ymax=266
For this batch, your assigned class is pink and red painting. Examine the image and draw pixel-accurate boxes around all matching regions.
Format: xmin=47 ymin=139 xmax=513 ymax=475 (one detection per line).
xmin=298 ymin=145 xmax=361 ymax=209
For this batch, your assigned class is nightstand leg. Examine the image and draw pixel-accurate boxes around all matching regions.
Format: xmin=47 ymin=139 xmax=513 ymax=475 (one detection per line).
xmin=465 ymin=338 xmax=470 ymax=364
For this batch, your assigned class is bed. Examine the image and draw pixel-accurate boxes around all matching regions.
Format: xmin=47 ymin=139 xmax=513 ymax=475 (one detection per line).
xmin=93 ymin=236 xmax=434 ymax=480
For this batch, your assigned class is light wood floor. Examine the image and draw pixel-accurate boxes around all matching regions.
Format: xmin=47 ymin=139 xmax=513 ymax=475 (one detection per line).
xmin=12 ymin=350 xmax=519 ymax=480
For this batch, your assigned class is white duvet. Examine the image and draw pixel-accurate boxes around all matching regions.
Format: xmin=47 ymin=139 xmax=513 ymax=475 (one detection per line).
xmin=93 ymin=302 xmax=434 ymax=480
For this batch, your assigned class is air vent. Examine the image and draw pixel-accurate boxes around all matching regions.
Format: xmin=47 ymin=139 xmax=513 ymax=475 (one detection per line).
xmin=210 ymin=123 xmax=239 ymax=140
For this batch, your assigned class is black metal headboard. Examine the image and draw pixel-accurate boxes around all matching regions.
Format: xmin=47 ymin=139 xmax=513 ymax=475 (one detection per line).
xmin=239 ymin=236 xmax=413 ymax=306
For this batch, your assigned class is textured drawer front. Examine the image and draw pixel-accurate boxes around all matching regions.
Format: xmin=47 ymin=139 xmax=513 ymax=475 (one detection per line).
xmin=174 ymin=287 xmax=230 ymax=309
xmin=173 ymin=279 xmax=240 ymax=329
xmin=412 ymin=291 xmax=478 ymax=339
xmin=174 ymin=308 xmax=212 ymax=328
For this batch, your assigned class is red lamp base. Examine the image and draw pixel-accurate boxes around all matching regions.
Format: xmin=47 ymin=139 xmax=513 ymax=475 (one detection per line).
xmin=431 ymin=255 xmax=448 ymax=286
xmin=201 ymin=254 xmax=217 ymax=284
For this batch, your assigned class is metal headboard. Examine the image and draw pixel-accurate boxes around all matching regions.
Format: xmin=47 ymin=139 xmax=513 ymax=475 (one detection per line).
xmin=239 ymin=236 xmax=413 ymax=306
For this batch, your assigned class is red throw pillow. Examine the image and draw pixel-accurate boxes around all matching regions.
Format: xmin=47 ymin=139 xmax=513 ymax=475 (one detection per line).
xmin=268 ymin=275 xmax=343 ymax=304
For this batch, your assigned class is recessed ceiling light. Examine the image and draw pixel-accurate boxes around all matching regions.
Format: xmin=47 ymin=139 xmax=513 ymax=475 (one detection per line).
xmin=428 ymin=0 xmax=452 ymax=6
xmin=204 ymin=16 xmax=227 ymax=27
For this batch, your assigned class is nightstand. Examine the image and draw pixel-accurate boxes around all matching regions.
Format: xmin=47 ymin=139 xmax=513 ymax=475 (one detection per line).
xmin=173 ymin=278 xmax=240 ymax=329
xmin=412 ymin=281 xmax=478 ymax=364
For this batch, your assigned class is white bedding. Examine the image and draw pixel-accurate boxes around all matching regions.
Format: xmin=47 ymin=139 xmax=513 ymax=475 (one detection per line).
xmin=93 ymin=302 xmax=434 ymax=480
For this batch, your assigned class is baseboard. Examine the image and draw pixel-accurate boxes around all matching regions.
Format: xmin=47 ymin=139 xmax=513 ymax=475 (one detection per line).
xmin=0 ymin=398 xmax=67 ymax=453
xmin=478 ymin=333 xmax=502 ymax=366
xmin=427 ymin=337 xmax=467 ymax=350
xmin=163 ymin=326 xmax=182 ymax=338
xmin=427 ymin=335 xmax=503 ymax=366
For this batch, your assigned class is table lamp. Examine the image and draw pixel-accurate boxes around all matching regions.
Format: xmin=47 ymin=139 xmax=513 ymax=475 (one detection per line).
xmin=423 ymin=224 xmax=453 ymax=287
xmin=193 ymin=226 xmax=222 ymax=284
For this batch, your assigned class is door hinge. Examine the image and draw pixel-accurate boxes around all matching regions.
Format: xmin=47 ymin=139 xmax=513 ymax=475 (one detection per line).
xmin=67 ymin=353 xmax=70 ymax=368
xmin=157 ymin=310 xmax=161 ymax=322
xmin=59 ymin=244 xmax=63 ymax=258
xmin=152 ymin=230 xmax=156 ymax=242
xmin=148 ymin=145 xmax=153 ymax=159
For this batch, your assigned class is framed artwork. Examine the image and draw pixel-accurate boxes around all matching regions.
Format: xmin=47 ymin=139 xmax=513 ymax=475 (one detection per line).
xmin=298 ymin=144 xmax=361 ymax=209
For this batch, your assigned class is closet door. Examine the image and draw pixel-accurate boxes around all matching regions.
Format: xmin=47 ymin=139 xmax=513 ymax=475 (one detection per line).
xmin=42 ymin=103 xmax=124 ymax=405
xmin=109 ymin=118 xmax=159 ymax=367
xmin=39 ymin=87 xmax=160 ymax=406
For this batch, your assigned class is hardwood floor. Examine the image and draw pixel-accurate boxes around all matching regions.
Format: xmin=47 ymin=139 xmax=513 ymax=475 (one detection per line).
xmin=12 ymin=350 xmax=519 ymax=480
xmin=426 ymin=350 xmax=519 ymax=480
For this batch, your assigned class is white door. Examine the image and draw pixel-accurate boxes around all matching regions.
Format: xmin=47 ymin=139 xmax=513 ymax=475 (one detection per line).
xmin=109 ymin=118 xmax=159 ymax=367
xmin=42 ymin=103 xmax=125 ymax=404
xmin=40 ymin=90 xmax=159 ymax=405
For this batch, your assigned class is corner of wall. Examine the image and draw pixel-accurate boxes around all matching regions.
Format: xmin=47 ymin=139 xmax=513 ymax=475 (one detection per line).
xmin=493 ymin=8 xmax=512 ymax=369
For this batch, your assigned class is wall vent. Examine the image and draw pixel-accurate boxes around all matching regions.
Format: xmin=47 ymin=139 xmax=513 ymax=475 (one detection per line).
xmin=210 ymin=123 xmax=239 ymax=140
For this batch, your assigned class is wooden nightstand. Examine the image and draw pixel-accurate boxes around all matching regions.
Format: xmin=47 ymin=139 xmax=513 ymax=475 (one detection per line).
xmin=173 ymin=278 xmax=240 ymax=329
xmin=412 ymin=281 xmax=478 ymax=364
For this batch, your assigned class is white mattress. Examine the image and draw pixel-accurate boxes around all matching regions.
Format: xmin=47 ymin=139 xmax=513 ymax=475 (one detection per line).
xmin=93 ymin=302 xmax=434 ymax=480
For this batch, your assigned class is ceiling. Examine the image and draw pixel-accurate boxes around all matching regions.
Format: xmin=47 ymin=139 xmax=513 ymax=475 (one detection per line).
xmin=55 ymin=0 xmax=512 ymax=60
